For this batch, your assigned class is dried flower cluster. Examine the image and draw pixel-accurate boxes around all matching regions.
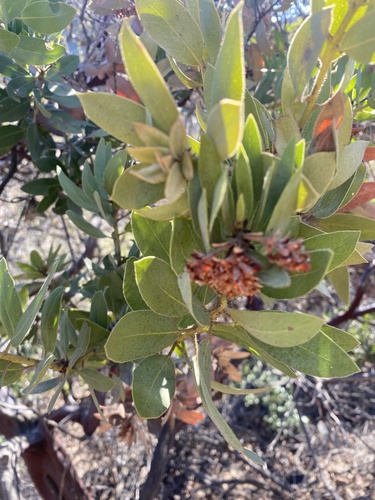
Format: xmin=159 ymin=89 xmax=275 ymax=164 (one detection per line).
xmin=187 ymin=232 xmax=311 ymax=299
xmin=187 ymin=247 xmax=262 ymax=299
xmin=266 ymin=235 xmax=311 ymax=273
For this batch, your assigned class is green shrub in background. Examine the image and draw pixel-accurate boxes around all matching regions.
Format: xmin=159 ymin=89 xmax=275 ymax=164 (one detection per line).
xmin=0 ymin=0 xmax=374 ymax=463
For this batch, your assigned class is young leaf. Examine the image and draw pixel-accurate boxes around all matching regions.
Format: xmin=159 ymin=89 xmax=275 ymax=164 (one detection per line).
xmin=242 ymin=113 xmax=263 ymax=205
xmin=105 ymin=310 xmax=180 ymax=362
xmin=111 ymin=164 xmax=165 ymax=210
xmin=119 ymin=21 xmax=178 ymax=133
xmin=57 ymin=167 xmax=98 ymax=212
xmin=228 ymin=309 xmax=323 ymax=348
xmin=209 ymin=169 xmax=228 ymax=234
xmin=78 ymin=92 xmax=147 ymax=146
xmin=210 ymin=2 xmax=244 ymax=107
xmin=207 ymin=99 xmax=243 ymax=160
xmin=41 ymin=286 xmax=64 ymax=353
xmin=136 ymin=0 xmax=204 ymax=66
xmin=132 ymin=212 xmax=171 ymax=263
xmin=133 ymin=354 xmax=175 ymax=418
xmin=23 ymin=353 xmax=55 ymax=395
xmin=135 ymin=257 xmax=188 ymax=317
xmin=193 ymin=339 xmax=263 ymax=464
xmin=198 ymin=132 xmax=223 ymax=209
xmin=104 ymin=150 xmax=127 ymax=194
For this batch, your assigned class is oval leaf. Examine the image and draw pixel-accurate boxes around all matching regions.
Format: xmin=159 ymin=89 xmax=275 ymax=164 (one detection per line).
xmin=133 ymin=354 xmax=175 ymax=418
xmin=105 ymin=310 xmax=180 ymax=362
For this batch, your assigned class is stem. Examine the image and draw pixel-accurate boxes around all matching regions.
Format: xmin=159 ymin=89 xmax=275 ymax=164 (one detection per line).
xmin=298 ymin=4 xmax=360 ymax=130
xmin=112 ymin=206 xmax=122 ymax=267
xmin=0 ymin=351 xmax=39 ymax=367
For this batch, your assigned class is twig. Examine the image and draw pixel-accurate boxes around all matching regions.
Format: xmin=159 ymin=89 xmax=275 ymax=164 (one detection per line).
xmin=0 ymin=149 xmax=18 ymax=196
xmin=328 ymin=262 xmax=375 ymax=327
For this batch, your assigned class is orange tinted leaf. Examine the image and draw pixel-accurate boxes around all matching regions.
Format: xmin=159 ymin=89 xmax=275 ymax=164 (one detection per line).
xmin=311 ymin=91 xmax=345 ymax=152
xmin=363 ymin=146 xmax=375 ymax=163
xmin=177 ymin=409 xmax=204 ymax=425
xmin=338 ymin=182 xmax=375 ymax=212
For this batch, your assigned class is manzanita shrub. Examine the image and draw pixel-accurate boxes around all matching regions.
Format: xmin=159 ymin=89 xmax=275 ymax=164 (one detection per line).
xmin=0 ymin=0 xmax=374 ymax=463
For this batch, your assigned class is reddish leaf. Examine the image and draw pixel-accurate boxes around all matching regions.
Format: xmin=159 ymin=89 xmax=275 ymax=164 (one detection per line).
xmin=338 ymin=182 xmax=375 ymax=212
xmin=310 ymin=91 xmax=345 ymax=153
xmin=363 ymin=146 xmax=375 ymax=163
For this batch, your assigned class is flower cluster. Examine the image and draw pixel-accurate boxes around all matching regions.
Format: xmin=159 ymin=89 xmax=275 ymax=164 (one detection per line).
xmin=266 ymin=235 xmax=311 ymax=273
xmin=187 ymin=246 xmax=262 ymax=299
xmin=187 ymin=232 xmax=311 ymax=299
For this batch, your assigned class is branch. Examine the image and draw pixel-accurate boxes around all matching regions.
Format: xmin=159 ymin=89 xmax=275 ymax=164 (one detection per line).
xmin=0 ymin=149 xmax=17 ymax=197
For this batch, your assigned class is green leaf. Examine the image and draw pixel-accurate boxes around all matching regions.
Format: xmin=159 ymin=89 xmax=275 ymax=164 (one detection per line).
xmin=207 ymin=99 xmax=243 ymax=160
xmin=135 ymin=194 xmax=189 ymax=220
xmin=136 ymin=0 xmax=204 ymax=66
xmin=298 ymin=152 xmax=337 ymax=211
xmin=287 ymin=8 xmax=332 ymax=96
xmin=0 ymin=360 xmax=25 ymax=387
xmin=0 ymin=125 xmax=23 ymax=151
xmin=209 ymin=169 xmax=228 ymax=234
xmin=274 ymin=115 xmax=301 ymax=156
xmin=132 ymin=212 xmax=171 ymax=263
xmin=29 ymin=376 xmax=62 ymax=395
xmin=266 ymin=170 xmax=301 ymax=235
xmin=21 ymin=2 xmax=76 ymax=34
xmin=310 ymin=174 xmax=357 ymax=219
xmin=262 ymin=249 xmax=333 ymax=300
xmin=197 ymin=188 xmax=210 ymax=253
xmin=135 ymin=257 xmax=188 ymax=317
xmin=0 ymin=29 xmax=19 ymax=52
xmin=12 ymin=260 xmax=60 ymax=347
xmin=340 ymin=10 xmax=375 ymax=63
xmin=244 ymin=92 xmax=273 ymax=149
xmin=177 ymin=271 xmax=210 ymax=326
xmin=328 ymin=141 xmax=368 ymax=190
xmin=111 ymin=164 xmax=165 ymax=210
xmin=105 ymin=310 xmax=180 ymax=362
xmin=119 ymin=21 xmax=178 ymax=133
xmin=242 ymin=113 xmax=263 ymax=205
xmin=0 ymin=257 xmax=23 ymax=339
xmin=10 ymin=36 xmax=65 ymax=66
xmin=57 ymin=167 xmax=98 ymax=212
xmin=41 ymin=286 xmax=64 ymax=353
xmin=123 ymin=257 xmax=149 ymax=311
xmin=304 ymin=230 xmax=359 ymax=272
xmin=133 ymin=354 xmax=175 ymax=418
xmin=78 ymin=92 xmax=146 ymax=145
xmin=232 ymin=146 xmax=253 ymax=226
xmin=211 ymin=381 xmax=273 ymax=396
xmin=252 ymin=331 xmax=360 ymax=378
xmin=0 ymin=97 xmax=29 ymax=122
xmin=0 ymin=0 xmax=25 ymax=24
xmin=104 ymin=149 xmax=127 ymax=194
xmin=80 ymin=368 xmax=115 ymax=392
xmin=23 ymin=353 xmax=54 ymax=395
xmin=318 ymin=214 xmax=375 ymax=240
xmin=327 ymin=266 xmax=349 ymax=304
xmin=90 ymin=291 xmax=108 ymax=329
xmin=170 ymin=217 xmax=203 ymax=274
xmin=198 ymin=132 xmax=223 ymax=210
xmin=212 ymin=323 xmax=297 ymax=378
xmin=228 ymin=309 xmax=323 ymax=348
xmin=210 ymin=2 xmax=244 ymax=108
xmin=321 ymin=324 xmax=358 ymax=352
xmin=66 ymin=210 xmax=107 ymax=239
xmin=193 ymin=339 xmax=263 ymax=464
